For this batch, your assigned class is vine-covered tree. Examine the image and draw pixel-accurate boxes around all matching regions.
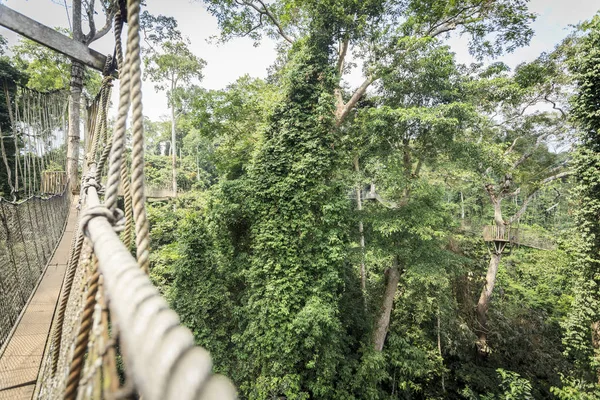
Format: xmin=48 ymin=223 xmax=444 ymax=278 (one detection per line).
xmin=559 ymin=14 xmax=600 ymax=396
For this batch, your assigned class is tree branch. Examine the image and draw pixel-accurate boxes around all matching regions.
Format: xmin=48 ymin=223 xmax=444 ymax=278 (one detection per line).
xmin=504 ymin=137 xmax=520 ymax=156
xmin=243 ymin=0 xmax=294 ymax=44
xmin=91 ymin=9 xmax=115 ymax=43
xmin=427 ymin=2 xmax=484 ymax=37
xmin=509 ymin=171 xmax=572 ymax=224
xmin=335 ymin=75 xmax=375 ymax=126
xmin=512 ymin=127 xmax=560 ymax=169
xmin=84 ymin=0 xmax=96 ymax=44
xmin=491 ymin=95 xmax=542 ymax=128
xmin=83 ymin=0 xmax=115 ymax=44
xmin=544 ymin=94 xmax=567 ymax=118
xmin=336 ymin=38 xmax=349 ymax=76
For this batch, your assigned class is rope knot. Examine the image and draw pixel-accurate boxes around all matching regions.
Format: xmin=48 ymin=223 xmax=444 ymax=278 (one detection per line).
xmin=82 ymin=173 xmax=103 ymax=195
xmin=80 ymin=206 xmax=125 ymax=236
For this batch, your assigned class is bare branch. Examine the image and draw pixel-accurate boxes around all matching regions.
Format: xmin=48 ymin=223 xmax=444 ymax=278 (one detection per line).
xmin=491 ymin=95 xmax=542 ymax=128
xmin=544 ymin=94 xmax=567 ymax=118
xmin=84 ymin=0 xmax=96 ymax=44
xmin=504 ymin=137 xmax=520 ymax=156
xmin=509 ymin=171 xmax=572 ymax=224
xmin=243 ymin=0 xmax=294 ymax=44
xmin=62 ymin=0 xmax=72 ymax=31
xmin=336 ymin=75 xmax=375 ymax=126
xmin=427 ymin=2 xmax=485 ymax=37
xmin=336 ymin=38 xmax=349 ymax=76
xmin=512 ymin=126 xmax=561 ymax=169
xmin=429 ymin=22 xmax=458 ymax=37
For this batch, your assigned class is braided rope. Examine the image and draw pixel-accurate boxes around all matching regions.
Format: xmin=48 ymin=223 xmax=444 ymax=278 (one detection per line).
xmin=114 ymin=11 xmax=124 ymax=73
xmin=50 ymin=227 xmax=84 ymax=375
xmin=64 ymin=257 xmax=100 ymax=400
xmin=121 ymin=158 xmax=134 ymax=248
xmin=103 ymin=14 xmax=132 ymax=212
xmin=50 ymin=77 xmax=107 ymax=374
xmin=94 ymin=76 xmax=112 ymax=178
xmin=126 ymin=0 xmax=150 ymax=273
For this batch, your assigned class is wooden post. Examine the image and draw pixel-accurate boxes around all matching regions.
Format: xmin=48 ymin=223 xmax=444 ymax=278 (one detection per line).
xmin=0 ymin=4 xmax=107 ymax=71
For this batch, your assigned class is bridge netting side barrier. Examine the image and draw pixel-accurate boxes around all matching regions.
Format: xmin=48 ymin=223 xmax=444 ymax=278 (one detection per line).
xmin=0 ymin=84 xmax=69 ymax=200
xmin=0 ymin=76 xmax=70 ymax=349
xmin=35 ymin=1 xmax=236 ymax=398
xmin=0 ymin=188 xmax=70 ymax=349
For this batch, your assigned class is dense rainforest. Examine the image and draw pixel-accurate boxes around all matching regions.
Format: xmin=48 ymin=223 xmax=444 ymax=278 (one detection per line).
xmin=1 ymin=1 xmax=600 ymax=398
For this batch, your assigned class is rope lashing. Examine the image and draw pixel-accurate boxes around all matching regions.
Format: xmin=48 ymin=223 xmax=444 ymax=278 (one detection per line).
xmin=80 ymin=206 xmax=125 ymax=235
xmin=82 ymin=174 xmax=103 ymax=195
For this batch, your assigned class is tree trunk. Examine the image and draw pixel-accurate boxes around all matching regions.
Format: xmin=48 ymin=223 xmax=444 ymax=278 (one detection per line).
xmin=373 ymin=256 xmax=401 ymax=351
xmin=170 ymin=102 xmax=177 ymax=195
xmin=67 ymin=61 xmax=83 ymax=192
xmin=437 ymin=309 xmax=445 ymax=393
xmin=592 ymin=320 xmax=600 ymax=384
xmin=476 ymin=251 xmax=502 ymax=355
xmin=354 ymin=157 xmax=366 ymax=299
xmin=67 ymin=0 xmax=83 ymax=193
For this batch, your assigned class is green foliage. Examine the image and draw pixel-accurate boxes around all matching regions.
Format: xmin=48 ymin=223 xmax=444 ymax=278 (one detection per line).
xmin=497 ymin=369 xmax=534 ymax=400
xmin=0 ymin=35 xmax=7 ymax=55
xmin=189 ymin=76 xmax=278 ymax=179
xmin=142 ymin=3 xmax=596 ymax=400
xmin=561 ymin=13 xmax=600 ymax=391
xmin=11 ymin=33 xmax=101 ymax=95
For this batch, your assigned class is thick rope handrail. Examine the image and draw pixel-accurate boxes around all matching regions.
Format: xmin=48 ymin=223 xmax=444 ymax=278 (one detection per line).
xmin=31 ymin=1 xmax=237 ymax=397
xmin=80 ymin=174 xmax=236 ymax=399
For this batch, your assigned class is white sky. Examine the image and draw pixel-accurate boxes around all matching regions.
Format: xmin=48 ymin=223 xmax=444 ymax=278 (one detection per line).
xmin=1 ymin=0 xmax=599 ymax=121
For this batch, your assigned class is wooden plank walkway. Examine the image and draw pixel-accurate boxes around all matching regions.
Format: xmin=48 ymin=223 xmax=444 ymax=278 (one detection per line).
xmin=0 ymin=198 xmax=78 ymax=400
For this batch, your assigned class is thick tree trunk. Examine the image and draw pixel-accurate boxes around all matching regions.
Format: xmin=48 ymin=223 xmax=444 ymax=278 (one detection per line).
xmin=171 ymin=102 xmax=177 ymax=195
xmin=373 ymin=256 xmax=401 ymax=351
xmin=476 ymin=251 xmax=502 ymax=355
xmin=67 ymin=0 xmax=83 ymax=193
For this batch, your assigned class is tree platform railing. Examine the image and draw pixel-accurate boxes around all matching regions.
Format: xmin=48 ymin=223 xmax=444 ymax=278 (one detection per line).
xmin=482 ymin=224 xmax=556 ymax=251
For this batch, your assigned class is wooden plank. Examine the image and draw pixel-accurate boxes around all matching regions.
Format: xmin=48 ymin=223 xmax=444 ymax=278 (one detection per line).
xmin=0 ymin=4 xmax=107 ymax=71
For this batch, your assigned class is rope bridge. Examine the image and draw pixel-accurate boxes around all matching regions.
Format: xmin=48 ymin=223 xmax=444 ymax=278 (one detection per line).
xmin=0 ymin=1 xmax=236 ymax=398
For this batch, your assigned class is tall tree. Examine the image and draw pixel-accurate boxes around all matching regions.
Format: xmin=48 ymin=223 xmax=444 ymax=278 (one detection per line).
xmin=561 ymin=14 xmax=600 ymax=390
xmin=462 ymin=55 xmax=573 ymax=355
xmin=67 ymin=0 xmax=116 ymax=191
xmin=355 ymin=41 xmax=475 ymax=351
xmin=144 ymin=39 xmax=205 ymax=194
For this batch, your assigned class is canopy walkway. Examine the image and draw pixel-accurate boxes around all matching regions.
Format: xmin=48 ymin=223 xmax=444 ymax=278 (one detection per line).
xmin=0 ymin=2 xmax=235 ymax=399
xmin=45 ymin=171 xmax=177 ymax=199
xmin=482 ymin=224 xmax=556 ymax=251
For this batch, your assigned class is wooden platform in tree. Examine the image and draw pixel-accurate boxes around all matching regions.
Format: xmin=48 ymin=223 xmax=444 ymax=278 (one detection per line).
xmin=482 ymin=225 xmax=556 ymax=251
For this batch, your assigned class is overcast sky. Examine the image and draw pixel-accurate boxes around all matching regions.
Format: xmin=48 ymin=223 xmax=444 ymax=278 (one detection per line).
xmin=1 ymin=0 xmax=599 ymax=121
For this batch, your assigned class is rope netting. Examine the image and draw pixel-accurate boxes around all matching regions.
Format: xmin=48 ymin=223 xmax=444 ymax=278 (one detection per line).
xmin=0 ymin=189 xmax=70 ymax=349
xmin=0 ymin=79 xmax=70 ymax=350
xmin=0 ymin=85 xmax=69 ymax=200
xmin=34 ymin=1 xmax=236 ymax=398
